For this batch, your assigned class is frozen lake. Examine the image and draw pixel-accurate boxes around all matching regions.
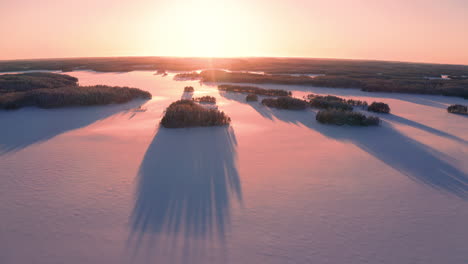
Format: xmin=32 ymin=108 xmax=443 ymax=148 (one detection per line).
xmin=0 ymin=71 xmax=467 ymax=264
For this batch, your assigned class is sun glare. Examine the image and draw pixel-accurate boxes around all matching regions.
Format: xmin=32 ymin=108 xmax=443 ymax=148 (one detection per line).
xmin=154 ymin=0 xmax=261 ymax=57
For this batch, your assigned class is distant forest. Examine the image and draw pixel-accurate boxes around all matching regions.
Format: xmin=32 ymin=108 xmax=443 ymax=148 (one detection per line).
xmin=1 ymin=57 xmax=467 ymax=98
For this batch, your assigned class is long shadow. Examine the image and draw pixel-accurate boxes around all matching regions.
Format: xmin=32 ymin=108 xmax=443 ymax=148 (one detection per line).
xmin=381 ymin=114 xmax=468 ymax=145
xmin=0 ymin=99 xmax=146 ymax=155
xmin=220 ymin=92 xmax=467 ymax=199
xmin=276 ymin=110 xmax=467 ymax=199
xmin=129 ymin=126 xmax=242 ymax=258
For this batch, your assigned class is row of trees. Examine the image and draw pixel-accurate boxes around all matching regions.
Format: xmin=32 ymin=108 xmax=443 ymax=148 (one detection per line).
xmin=316 ymin=109 xmax=380 ymax=126
xmin=261 ymin=97 xmax=308 ymax=110
xmin=218 ymin=84 xmax=291 ymax=96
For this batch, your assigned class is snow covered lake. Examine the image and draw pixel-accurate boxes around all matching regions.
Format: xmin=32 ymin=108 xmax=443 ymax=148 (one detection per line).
xmin=0 ymin=70 xmax=467 ymax=264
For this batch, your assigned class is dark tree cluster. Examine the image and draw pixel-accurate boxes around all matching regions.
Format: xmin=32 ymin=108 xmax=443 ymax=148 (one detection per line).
xmin=0 ymin=73 xmax=151 ymax=110
xmin=160 ymin=100 xmax=231 ymax=128
xmin=218 ymin=84 xmax=291 ymax=96
xmin=305 ymin=94 xmax=354 ymax=111
xmin=316 ymin=109 xmax=380 ymax=126
xmin=261 ymin=96 xmax=308 ymax=110
xmin=0 ymin=85 xmax=151 ymax=110
xmin=256 ymin=93 xmax=382 ymax=126
xmin=305 ymin=94 xmax=368 ymax=107
xmin=193 ymin=95 xmax=216 ymax=104
xmin=447 ymin=104 xmax=467 ymax=115
xmin=345 ymin=99 xmax=368 ymax=107
xmin=0 ymin=72 xmax=78 ymax=93
xmin=367 ymin=102 xmax=391 ymax=113
xmin=174 ymin=72 xmax=201 ymax=81
xmin=246 ymin=94 xmax=258 ymax=102
xmin=184 ymin=86 xmax=194 ymax=92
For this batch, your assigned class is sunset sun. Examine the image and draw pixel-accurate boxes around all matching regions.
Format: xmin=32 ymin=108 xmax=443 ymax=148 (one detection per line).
xmin=153 ymin=0 xmax=261 ymax=57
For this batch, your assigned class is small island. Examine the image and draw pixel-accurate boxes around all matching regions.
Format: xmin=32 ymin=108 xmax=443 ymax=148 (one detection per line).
xmin=447 ymin=104 xmax=467 ymax=115
xmin=160 ymin=100 xmax=231 ymax=128
xmin=367 ymin=102 xmax=391 ymax=113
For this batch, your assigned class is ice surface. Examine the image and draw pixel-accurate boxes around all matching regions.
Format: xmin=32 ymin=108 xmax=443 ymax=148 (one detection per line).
xmin=0 ymin=71 xmax=467 ymax=264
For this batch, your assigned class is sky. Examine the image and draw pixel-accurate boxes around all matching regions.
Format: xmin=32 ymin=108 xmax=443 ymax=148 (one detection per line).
xmin=1 ymin=0 xmax=467 ymax=65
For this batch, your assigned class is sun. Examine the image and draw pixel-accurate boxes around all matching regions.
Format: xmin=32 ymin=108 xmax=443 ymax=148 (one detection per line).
xmin=153 ymin=0 xmax=261 ymax=57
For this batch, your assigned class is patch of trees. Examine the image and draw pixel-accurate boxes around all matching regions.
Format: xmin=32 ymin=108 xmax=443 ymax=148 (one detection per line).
xmin=447 ymin=104 xmax=467 ymax=115
xmin=344 ymin=99 xmax=368 ymax=107
xmin=316 ymin=109 xmax=380 ymax=126
xmin=304 ymin=94 xmax=368 ymax=110
xmin=160 ymin=100 xmax=231 ymax=128
xmin=367 ymin=102 xmax=391 ymax=113
xmin=256 ymin=93 xmax=383 ymax=126
xmin=246 ymin=94 xmax=258 ymax=102
xmin=174 ymin=72 xmax=201 ymax=81
xmin=0 ymin=85 xmax=151 ymax=110
xmin=261 ymin=97 xmax=308 ymax=110
xmin=305 ymin=94 xmax=354 ymax=111
xmin=310 ymin=99 xmax=353 ymax=111
xmin=0 ymin=73 xmax=151 ymax=110
xmin=218 ymin=84 xmax=291 ymax=96
xmin=0 ymin=72 xmax=78 ymax=93
xmin=193 ymin=96 xmax=216 ymax=104
xmin=184 ymin=86 xmax=194 ymax=92
xmin=303 ymin=94 xmax=381 ymax=126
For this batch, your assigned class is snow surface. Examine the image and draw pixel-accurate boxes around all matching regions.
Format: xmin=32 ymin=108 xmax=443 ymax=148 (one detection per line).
xmin=0 ymin=71 xmax=467 ymax=264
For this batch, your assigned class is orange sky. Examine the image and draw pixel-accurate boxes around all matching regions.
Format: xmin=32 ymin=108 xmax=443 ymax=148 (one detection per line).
xmin=1 ymin=0 xmax=467 ymax=65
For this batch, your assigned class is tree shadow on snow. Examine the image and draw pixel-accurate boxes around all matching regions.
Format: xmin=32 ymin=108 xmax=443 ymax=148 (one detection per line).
xmin=379 ymin=114 xmax=468 ymax=145
xmin=220 ymin=91 xmax=467 ymax=199
xmin=128 ymin=126 xmax=242 ymax=260
xmin=0 ymin=99 xmax=147 ymax=155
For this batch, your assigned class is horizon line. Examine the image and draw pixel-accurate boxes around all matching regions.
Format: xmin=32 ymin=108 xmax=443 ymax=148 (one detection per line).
xmin=1 ymin=55 xmax=468 ymax=67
